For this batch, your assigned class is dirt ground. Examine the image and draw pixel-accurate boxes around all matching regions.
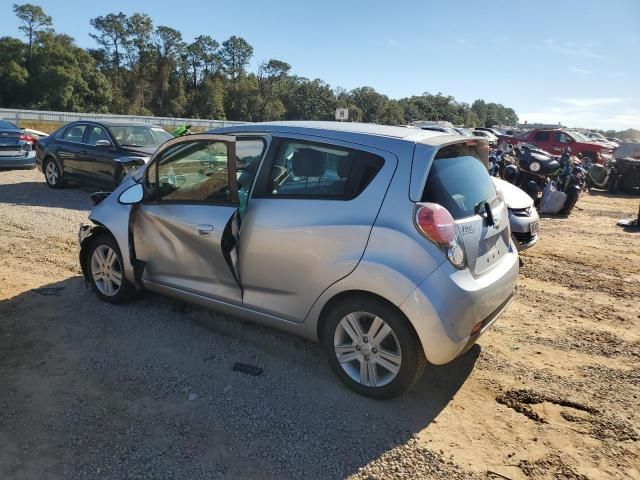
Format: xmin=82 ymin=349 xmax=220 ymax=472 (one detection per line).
xmin=1 ymin=168 xmax=639 ymax=480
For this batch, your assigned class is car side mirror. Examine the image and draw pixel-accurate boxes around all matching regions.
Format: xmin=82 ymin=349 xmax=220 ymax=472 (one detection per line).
xmin=95 ymin=139 xmax=113 ymax=149
xmin=118 ymin=183 xmax=144 ymax=205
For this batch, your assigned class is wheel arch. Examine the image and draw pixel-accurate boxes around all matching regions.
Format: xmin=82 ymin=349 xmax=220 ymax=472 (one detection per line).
xmin=316 ymin=290 xmax=418 ymax=346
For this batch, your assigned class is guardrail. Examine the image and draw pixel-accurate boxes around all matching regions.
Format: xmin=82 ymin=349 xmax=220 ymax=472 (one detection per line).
xmin=0 ymin=108 xmax=248 ymax=129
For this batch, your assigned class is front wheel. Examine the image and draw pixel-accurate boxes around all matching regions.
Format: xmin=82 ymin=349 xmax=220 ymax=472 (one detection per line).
xmin=86 ymin=234 xmax=132 ymax=304
xmin=323 ymin=296 xmax=426 ymax=399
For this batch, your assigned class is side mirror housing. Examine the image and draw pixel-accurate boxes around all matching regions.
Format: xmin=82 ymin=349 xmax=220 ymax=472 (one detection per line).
xmin=95 ymin=139 xmax=113 ymax=149
xmin=118 ymin=183 xmax=144 ymax=205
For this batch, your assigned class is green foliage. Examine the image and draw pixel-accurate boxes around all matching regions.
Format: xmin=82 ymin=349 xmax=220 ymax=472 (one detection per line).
xmin=3 ymin=3 xmax=520 ymax=127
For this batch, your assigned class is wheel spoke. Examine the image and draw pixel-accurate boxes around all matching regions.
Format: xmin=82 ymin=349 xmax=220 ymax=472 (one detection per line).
xmin=341 ymin=314 xmax=363 ymax=342
xmin=335 ymin=344 xmax=356 ymax=354
xmin=375 ymin=350 xmax=401 ymax=374
xmin=367 ymin=316 xmax=384 ymax=339
xmin=95 ymin=248 xmax=107 ymax=267
xmin=105 ymin=249 xmax=116 ymax=268
xmin=338 ymin=351 xmax=360 ymax=364
xmin=359 ymin=357 xmax=368 ymax=385
xmin=104 ymin=278 xmax=112 ymax=296
xmin=372 ymin=324 xmax=392 ymax=345
xmin=367 ymin=361 xmax=377 ymax=387
xmin=110 ymin=270 xmax=122 ymax=285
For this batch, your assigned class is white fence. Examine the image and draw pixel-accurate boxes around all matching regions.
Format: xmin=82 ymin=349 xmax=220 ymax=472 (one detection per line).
xmin=0 ymin=108 xmax=248 ymax=129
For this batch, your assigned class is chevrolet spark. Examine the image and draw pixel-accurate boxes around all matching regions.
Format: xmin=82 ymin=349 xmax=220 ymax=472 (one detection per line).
xmin=79 ymin=122 xmax=519 ymax=398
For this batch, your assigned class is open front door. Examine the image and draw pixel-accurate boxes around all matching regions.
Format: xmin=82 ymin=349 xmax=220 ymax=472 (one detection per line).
xmin=131 ymin=134 xmax=242 ymax=303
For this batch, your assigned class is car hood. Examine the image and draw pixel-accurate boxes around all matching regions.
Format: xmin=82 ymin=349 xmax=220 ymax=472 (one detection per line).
xmin=492 ymin=177 xmax=534 ymax=210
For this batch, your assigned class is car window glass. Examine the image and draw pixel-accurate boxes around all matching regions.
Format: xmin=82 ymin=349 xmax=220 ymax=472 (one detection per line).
xmin=86 ymin=126 xmax=111 ymax=146
xmin=533 ymin=131 xmax=550 ymax=142
xmin=62 ymin=125 xmax=87 ymax=143
xmin=111 ymin=126 xmax=172 ymax=148
xmin=156 ymin=140 xmax=233 ymax=203
xmin=265 ymin=140 xmax=383 ymax=199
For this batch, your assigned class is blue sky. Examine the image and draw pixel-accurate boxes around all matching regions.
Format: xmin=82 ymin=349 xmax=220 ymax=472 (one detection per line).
xmin=1 ymin=0 xmax=638 ymax=130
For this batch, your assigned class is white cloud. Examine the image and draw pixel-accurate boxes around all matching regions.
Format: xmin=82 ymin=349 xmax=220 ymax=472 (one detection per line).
xmin=386 ymin=37 xmax=397 ymax=46
xmin=569 ymin=67 xmax=589 ymax=74
xmin=519 ymin=100 xmax=638 ymax=130
xmin=542 ymin=39 xmax=605 ymax=60
xmin=555 ymin=98 xmax=622 ymax=109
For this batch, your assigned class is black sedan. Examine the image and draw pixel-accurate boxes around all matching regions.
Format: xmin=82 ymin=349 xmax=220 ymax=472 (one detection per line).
xmin=0 ymin=119 xmax=37 ymax=170
xmin=35 ymin=121 xmax=173 ymax=190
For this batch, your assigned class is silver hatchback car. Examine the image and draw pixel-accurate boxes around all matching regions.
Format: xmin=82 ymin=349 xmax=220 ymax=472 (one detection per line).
xmin=79 ymin=122 xmax=519 ymax=398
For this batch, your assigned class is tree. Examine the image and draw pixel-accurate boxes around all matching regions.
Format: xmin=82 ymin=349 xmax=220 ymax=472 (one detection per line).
xmin=0 ymin=37 xmax=28 ymax=106
xmin=13 ymin=3 xmax=52 ymax=70
xmin=89 ymin=12 xmax=128 ymax=78
xmin=186 ymin=35 xmax=219 ymax=89
xmin=220 ymin=36 xmax=253 ymax=79
xmin=153 ymin=26 xmax=184 ymax=114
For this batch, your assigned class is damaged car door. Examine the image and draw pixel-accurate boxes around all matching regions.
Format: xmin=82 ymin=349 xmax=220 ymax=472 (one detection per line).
xmin=132 ymin=134 xmax=242 ymax=303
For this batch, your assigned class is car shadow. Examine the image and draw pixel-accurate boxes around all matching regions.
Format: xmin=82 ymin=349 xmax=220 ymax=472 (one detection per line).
xmin=0 ymin=180 xmax=94 ymax=211
xmin=1 ymin=277 xmax=479 ymax=479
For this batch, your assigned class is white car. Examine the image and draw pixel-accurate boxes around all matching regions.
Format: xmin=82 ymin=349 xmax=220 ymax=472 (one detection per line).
xmin=492 ymin=177 xmax=539 ymax=250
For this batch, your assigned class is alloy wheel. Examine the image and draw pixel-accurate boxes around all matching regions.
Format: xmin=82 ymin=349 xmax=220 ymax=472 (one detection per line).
xmin=45 ymin=161 xmax=58 ymax=186
xmin=90 ymin=245 xmax=123 ymax=297
xmin=333 ymin=311 xmax=402 ymax=388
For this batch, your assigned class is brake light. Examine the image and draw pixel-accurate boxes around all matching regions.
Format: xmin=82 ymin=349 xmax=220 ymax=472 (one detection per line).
xmin=414 ymin=202 xmax=456 ymax=245
xmin=414 ymin=202 xmax=466 ymax=269
xmin=19 ymin=134 xmax=35 ymax=144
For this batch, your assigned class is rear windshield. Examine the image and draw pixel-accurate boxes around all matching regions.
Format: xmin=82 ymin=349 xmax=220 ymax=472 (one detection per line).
xmin=0 ymin=119 xmax=18 ymax=129
xmin=422 ymin=145 xmax=496 ymax=219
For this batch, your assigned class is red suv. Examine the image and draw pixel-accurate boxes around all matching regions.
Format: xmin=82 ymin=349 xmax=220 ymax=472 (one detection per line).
xmin=501 ymin=129 xmax=613 ymax=164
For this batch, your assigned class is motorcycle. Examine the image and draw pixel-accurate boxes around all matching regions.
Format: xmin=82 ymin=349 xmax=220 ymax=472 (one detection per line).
xmin=502 ymin=144 xmax=584 ymax=215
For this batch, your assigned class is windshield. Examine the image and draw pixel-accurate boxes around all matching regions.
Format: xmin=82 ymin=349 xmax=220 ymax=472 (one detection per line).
xmin=571 ymin=132 xmax=590 ymax=141
xmin=111 ymin=126 xmax=173 ymax=148
xmin=0 ymin=119 xmax=18 ymax=130
xmin=422 ymin=144 xmax=496 ymax=219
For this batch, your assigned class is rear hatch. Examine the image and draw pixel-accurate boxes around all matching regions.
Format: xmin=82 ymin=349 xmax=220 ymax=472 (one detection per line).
xmin=0 ymin=129 xmax=26 ymax=157
xmin=421 ymin=142 xmax=510 ymax=276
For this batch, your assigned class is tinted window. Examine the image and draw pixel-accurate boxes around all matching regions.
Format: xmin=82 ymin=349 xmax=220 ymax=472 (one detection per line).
xmin=61 ymin=125 xmax=87 ymax=143
xmin=0 ymin=119 xmax=18 ymax=129
xmin=422 ymin=145 xmax=496 ymax=219
xmin=155 ymin=140 xmax=234 ymax=203
xmin=86 ymin=125 xmax=111 ymax=146
xmin=265 ymin=140 xmax=384 ymax=199
xmin=533 ymin=131 xmax=550 ymax=141
xmin=111 ymin=125 xmax=172 ymax=148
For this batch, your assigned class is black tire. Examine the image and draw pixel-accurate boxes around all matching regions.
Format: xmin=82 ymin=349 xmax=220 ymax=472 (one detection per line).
xmin=86 ymin=234 xmax=132 ymax=304
xmin=322 ymin=295 xmax=426 ymax=399
xmin=43 ymin=157 xmax=65 ymax=188
xmin=582 ymin=152 xmax=597 ymax=164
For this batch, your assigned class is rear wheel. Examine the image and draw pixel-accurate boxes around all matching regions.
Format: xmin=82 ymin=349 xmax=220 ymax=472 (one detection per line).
xmin=323 ymin=296 xmax=426 ymax=399
xmin=44 ymin=158 xmax=65 ymax=188
xmin=86 ymin=234 xmax=132 ymax=304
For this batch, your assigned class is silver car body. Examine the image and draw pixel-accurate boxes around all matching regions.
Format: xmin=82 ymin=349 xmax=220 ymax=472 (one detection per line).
xmin=82 ymin=122 xmax=519 ymax=365
xmin=492 ymin=178 xmax=540 ymax=251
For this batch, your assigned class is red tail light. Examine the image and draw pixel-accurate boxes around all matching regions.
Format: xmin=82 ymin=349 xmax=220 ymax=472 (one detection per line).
xmin=414 ymin=202 xmax=456 ymax=245
xmin=19 ymin=134 xmax=35 ymax=144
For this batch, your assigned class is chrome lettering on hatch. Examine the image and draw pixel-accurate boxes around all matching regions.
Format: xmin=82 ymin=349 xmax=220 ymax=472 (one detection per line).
xmin=459 ymin=224 xmax=474 ymax=235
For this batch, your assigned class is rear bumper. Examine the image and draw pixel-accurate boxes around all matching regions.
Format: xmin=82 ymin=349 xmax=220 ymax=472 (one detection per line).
xmin=399 ymin=245 xmax=519 ymax=365
xmin=508 ymin=208 xmax=540 ymax=251
xmin=0 ymin=151 xmax=36 ymax=169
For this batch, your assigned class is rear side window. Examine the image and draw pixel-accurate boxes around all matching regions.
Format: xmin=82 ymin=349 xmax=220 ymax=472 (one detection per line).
xmin=61 ymin=125 xmax=87 ymax=143
xmin=422 ymin=144 xmax=496 ymax=219
xmin=533 ymin=131 xmax=550 ymax=141
xmin=261 ymin=140 xmax=384 ymax=200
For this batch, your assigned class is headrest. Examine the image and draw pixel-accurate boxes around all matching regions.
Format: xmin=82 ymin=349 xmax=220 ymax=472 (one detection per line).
xmin=291 ymin=148 xmax=325 ymax=177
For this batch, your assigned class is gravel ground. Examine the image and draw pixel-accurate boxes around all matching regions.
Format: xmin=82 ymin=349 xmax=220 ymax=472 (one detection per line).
xmin=1 ymin=168 xmax=639 ymax=479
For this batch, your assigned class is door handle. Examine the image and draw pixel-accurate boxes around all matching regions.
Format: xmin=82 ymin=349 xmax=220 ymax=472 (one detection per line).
xmin=196 ymin=224 xmax=214 ymax=236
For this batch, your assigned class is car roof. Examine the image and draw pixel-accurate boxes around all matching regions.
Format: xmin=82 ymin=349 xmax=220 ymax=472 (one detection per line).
xmin=69 ymin=120 xmax=162 ymax=128
xmin=213 ymin=121 xmax=463 ymax=148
